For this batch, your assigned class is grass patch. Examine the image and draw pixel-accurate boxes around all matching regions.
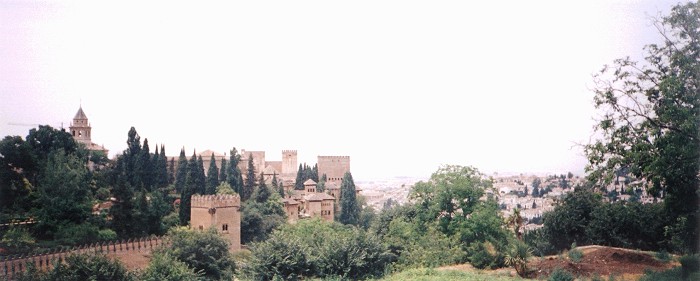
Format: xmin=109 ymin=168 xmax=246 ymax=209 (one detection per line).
xmin=379 ymin=267 xmax=522 ymax=281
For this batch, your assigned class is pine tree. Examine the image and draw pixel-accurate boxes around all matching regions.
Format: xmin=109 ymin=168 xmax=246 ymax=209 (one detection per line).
xmin=219 ymin=156 xmax=227 ymax=184
xmin=206 ymin=153 xmax=219 ymax=195
xmin=243 ymin=154 xmax=256 ymax=201
xmin=339 ymin=172 xmax=360 ymax=225
xmin=175 ymin=148 xmax=188 ymax=193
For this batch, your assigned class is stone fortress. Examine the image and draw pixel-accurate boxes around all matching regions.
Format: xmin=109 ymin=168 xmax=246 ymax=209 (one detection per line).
xmin=68 ymin=106 xmax=351 ymax=250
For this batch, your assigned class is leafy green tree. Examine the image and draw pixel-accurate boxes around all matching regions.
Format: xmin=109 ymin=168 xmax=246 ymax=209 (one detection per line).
xmin=339 ymin=172 xmax=360 ymax=225
xmin=175 ymin=148 xmax=188 ymax=193
xmin=15 ymin=253 xmax=135 ymax=281
xmin=34 ymin=149 xmax=95 ymax=242
xmin=0 ymin=135 xmax=36 ymax=213
xmin=206 ymin=153 xmax=219 ymax=195
xmin=584 ymin=1 xmax=699 ymax=252
xmin=141 ymin=252 xmax=203 ymax=281
xmin=215 ymin=182 xmax=236 ymax=195
xmin=26 ymin=125 xmax=80 ymax=174
xmin=540 ymin=188 xmax=603 ymax=250
xmin=157 ymin=227 xmax=235 ymax=281
xmin=241 ymin=183 xmax=286 ymax=243
xmin=247 ymin=219 xmax=390 ymax=280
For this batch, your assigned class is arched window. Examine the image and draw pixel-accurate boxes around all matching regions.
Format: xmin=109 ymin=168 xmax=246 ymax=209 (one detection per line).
xmin=222 ymin=224 xmax=229 ymax=232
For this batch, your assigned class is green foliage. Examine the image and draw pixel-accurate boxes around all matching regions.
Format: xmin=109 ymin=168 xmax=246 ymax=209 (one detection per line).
xmin=378 ymin=267 xmax=522 ymax=281
xmin=34 ymin=149 xmax=94 ymax=241
xmin=548 ymin=267 xmax=575 ymax=281
xmin=0 ymin=135 xmax=36 ymax=213
xmin=655 ymin=250 xmax=672 ymax=263
xmin=215 ymin=182 xmax=236 ymax=195
xmin=241 ymin=186 xmax=286 ymax=244
xmin=15 ymin=253 xmax=135 ymax=281
xmin=218 ymin=157 xmax=227 ymax=184
xmin=339 ymin=172 xmax=360 ymax=225
xmin=540 ymin=188 xmax=602 ymax=250
xmin=467 ymin=241 xmax=503 ymax=270
xmin=679 ymin=254 xmax=700 ymax=277
xmin=0 ymin=227 xmax=35 ymax=253
xmin=382 ymin=218 xmax=465 ymax=270
xmin=293 ymin=163 xmax=318 ymax=190
xmin=639 ymin=260 xmax=700 ymax=281
xmin=158 ymin=227 xmax=235 ymax=280
xmin=567 ymin=243 xmax=583 ymax=263
xmin=247 ymin=219 xmax=390 ymax=280
xmin=141 ymin=252 xmax=203 ymax=281
xmin=585 ymin=1 xmax=700 ymax=253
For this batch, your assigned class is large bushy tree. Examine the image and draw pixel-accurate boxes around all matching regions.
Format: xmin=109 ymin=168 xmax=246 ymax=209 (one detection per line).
xmin=585 ymin=1 xmax=699 ymax=253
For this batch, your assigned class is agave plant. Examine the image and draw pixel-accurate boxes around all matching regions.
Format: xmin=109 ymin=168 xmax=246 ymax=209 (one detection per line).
xmin=504 ymin=239 xmax=532 ymax=277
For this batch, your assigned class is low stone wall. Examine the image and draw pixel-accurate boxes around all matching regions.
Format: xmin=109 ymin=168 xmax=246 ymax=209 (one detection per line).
xmin=0 ymin=236 xmax=164 ymax=280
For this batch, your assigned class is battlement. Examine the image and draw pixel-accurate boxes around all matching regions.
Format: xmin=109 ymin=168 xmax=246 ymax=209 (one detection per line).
xmin=282 ymin=150 xmax=297 ymax=154
xmin=191 ymin=194 xmax=240 ymax=208
xmin=318 ymin=156 xmax=350 ymax=159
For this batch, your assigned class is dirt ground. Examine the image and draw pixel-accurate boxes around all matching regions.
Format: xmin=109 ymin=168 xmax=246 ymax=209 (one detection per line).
xmin=527 ymin=245 xmax=676 ymax=280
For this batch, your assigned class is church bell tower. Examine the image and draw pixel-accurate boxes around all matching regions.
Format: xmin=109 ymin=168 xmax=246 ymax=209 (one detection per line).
xmin=69 ymin=106 xmax=92 ymax=144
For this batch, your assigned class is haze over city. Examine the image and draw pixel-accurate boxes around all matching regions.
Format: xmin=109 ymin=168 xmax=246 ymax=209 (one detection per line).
xmin=0 ymin=0 xmax=684 ymax=180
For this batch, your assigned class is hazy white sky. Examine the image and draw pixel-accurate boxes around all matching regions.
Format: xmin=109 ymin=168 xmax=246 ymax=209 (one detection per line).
xmin=0 ymin=0 xmax=685 ymax=180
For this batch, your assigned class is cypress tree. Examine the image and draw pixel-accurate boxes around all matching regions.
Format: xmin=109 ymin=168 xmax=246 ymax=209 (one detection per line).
xmin=206 ymin=153 xmax=219 ymax=195
xmin=317 ymin=173 xmax=327 ymax=192
xmin=179 ymin=151 xmax=199 ymax=225
xmin=153 ymin=145 xmax=161 ymax=187
xmin=158 ymin=144 xmax=169 ymax=188
xmin=138 ymin=138 xmax=152 ymax=191
xmin=175 ymin=148 xmax=188 ymax=193
xmin=196 ymin=154 xmax=206 ymax=195
xmin=255 ymin=172 xmax=271 ymax=203
xmin=168 ymin=157 xmax=175 ymax=185
xmin=294 ymin=164 xmax=304 ymax=190
xmin=271 ymin=172 xmax=283 ymax=197
xmin=111 ymin=157 xmax=135 ymax=237
xmin=243 ymin=154 xmax=256 ymax=201
xmin=219 ymin=156 xmax=227 ymax=184
xmin=339 ymin=172 xmax=360 ymax=225
xmin=227 ymin=148 xmax=243 ymax=195
xmin=312 ymin=163 xmax=319 ymax=182
xmin=125 ymin=127 xmax=141 ymax=188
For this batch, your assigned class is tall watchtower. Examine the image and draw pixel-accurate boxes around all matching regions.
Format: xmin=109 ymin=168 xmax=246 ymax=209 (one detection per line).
xmin=281 ymin=150 xmax=297 ymax=179
xmin=69 ymin=106 xmax=91 ymax=145
xmin=190 ymin=194 xmax=241 ymax=251
xmin=317 ymin=156 xmax=350 ymax=182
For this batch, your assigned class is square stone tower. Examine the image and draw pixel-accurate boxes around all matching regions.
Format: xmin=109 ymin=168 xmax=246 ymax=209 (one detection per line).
xmin=190 ymin=194 xmax=241 ymax=251
xmin=317 ymin=156 xmax=350 ymax=182
xmin=281 ymin=150 xmax=298 ymax=180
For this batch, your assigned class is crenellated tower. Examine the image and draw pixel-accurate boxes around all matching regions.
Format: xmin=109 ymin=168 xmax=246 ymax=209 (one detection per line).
xmin=190 ymin=194 xmax=241 ymax=251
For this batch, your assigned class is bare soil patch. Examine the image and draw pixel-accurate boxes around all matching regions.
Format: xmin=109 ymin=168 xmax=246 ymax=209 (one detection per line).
xmin=528 ymin=245 xmax=676 ymax=280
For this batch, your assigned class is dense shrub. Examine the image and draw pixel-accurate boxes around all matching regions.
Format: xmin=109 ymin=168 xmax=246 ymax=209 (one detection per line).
xmin=246 ymin=219 xmax=390 ymax=280
xmin=15 ymin=253 xmax=135 ymax=281
xmin=548 ymin=267 xmax=575 ymax=281
xmin=156 ymin=227 xmax=235 ymax=281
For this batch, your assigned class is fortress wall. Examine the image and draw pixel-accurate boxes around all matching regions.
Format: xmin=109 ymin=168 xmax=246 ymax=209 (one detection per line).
xmin=317 ymin=156 xmax=350 ymax=182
